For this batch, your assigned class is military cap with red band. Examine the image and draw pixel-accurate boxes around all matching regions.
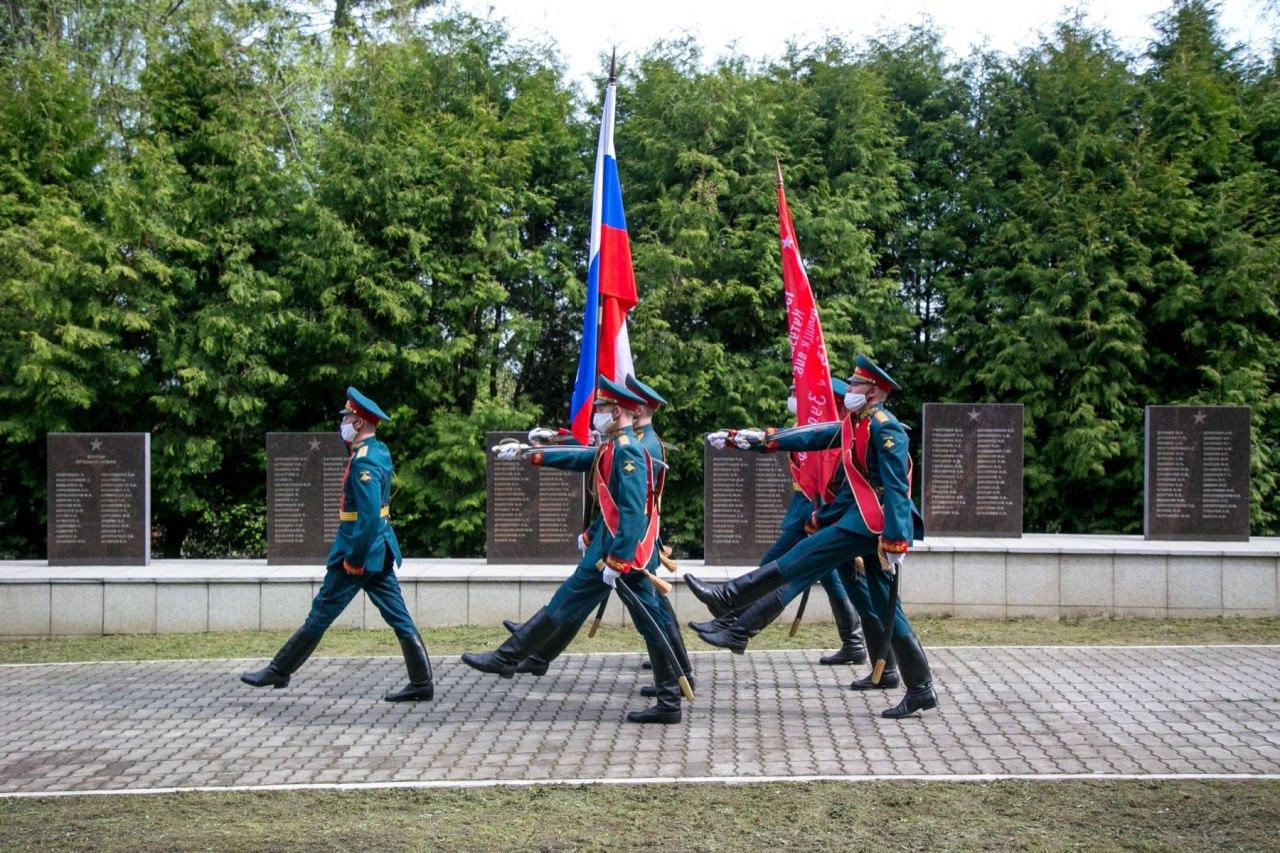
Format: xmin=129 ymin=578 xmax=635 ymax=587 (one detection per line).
xmin=596 ymin=375 xmax=647 ymax=411
xmin=624 ymin=375 xmax=668 ymax=410
xmin=336 ymin=386 xmax=392 ymax=423
xmin=848 ymin=354 xmax=900 ymax=394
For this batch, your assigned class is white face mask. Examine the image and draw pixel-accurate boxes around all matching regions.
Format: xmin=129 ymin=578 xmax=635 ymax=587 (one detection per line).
xmin=787 ymin=396 xmax=798 ymax=416
xmin=340 ymin=421 xmax=358 ymax=443
xmin=592 ymin=411 xmax=615 ymax=434
xmin=844 ymin=392 xmax=867 ymax=412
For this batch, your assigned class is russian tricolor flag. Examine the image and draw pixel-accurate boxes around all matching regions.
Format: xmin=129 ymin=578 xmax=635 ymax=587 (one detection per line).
xmin=569 ymin=64 xmax=636 ymax=444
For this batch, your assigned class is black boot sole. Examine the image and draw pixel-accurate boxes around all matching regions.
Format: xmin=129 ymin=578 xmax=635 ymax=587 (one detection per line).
xmin=625 ymin=709 xmax=682 ymax=724
xmin=515 ymin=663 xmax=549 ymax=676
xmin=460 ymin=653 xmax=515 ymax=678
xmin=384 ymin=686 xmax=434 ymax=702
xmin=696 ymin=629 xmax=746 ymax=655
xmin=240 ymin=673 xmax=289 ymax=688
xmin=820 ymin=651 xmax=869 ymax=665
xmin=849 ymin=675 xmax=900 ymax=691
xmin=882 ymin=692 xmax=939 ymax=719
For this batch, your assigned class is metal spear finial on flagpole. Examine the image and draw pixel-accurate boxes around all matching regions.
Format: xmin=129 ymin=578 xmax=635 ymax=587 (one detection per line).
xmin=775 ymin=155 xmax=784 ymax=188
xmin=609 ymin=47 xmax=617 ymax=82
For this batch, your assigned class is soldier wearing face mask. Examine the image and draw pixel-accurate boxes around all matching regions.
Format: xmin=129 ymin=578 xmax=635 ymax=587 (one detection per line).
xmin=697 ymin=379 xmax=868 ymax=668
xmin=241 ymin=387 xmax=433 ymax=703
xmin=689 ymin=355 xmax=935 ymax=719
xmin=464 ymin=376 xmax=688 ymax=724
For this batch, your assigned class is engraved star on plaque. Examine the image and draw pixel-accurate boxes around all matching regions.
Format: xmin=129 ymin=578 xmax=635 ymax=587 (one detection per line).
xmin=967 ymin=409 xmax=981 ymax=423
xmin=89 ymin=438 xmax=103 ymax=452
xmin=1193 ymin=410 xmax=1207 ymax=425
xmin=308 ymin=438 xmax=321 ymax=452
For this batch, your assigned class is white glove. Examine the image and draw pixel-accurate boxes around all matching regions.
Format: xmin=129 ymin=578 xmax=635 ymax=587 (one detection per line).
xmin=588 ymin=429 xmax=601 ymax=446
xmin=885 ymin=551 xmax=906 ymax=574
xmin=706 ymin=430 xmax=729 ymax=450
xmin=577 ymin=533 xmax=588 ymax=554
xmin=527 ymin=427 xmax=556 ymax=446
xmin=733 ymin=433 xmax=753 ymax=450
xmin=602 ymin=567 xmax=622 ymax=587
xmin=735 ymin=428 xmax=766 ymax=449
xmin=495 ymin=444 xmax=520 ymax=461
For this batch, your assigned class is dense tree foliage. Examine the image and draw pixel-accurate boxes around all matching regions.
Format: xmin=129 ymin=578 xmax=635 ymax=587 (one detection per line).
xmin=1 ymin=0 xmax=1276 ymax=558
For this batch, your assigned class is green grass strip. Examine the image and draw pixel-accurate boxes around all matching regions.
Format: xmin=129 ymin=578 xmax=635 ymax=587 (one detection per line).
xmin=1 ymin=616 xmax=1276 ymax=664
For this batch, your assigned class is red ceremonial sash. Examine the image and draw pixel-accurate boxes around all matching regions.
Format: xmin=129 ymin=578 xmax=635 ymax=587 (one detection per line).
xmin=595 ymin=443 xmax=621 ymax=534
xmin=839 ymin=413 xmax=915 ymax=537
xmin=841 ymin=415 xmax=885 ymax=534
xmin=594 ymin=439 xmax=659 ymax=570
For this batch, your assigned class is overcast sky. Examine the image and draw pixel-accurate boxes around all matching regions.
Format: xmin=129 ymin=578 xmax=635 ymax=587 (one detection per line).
xmin=446 ymin=0 xmax=1276 ymax=89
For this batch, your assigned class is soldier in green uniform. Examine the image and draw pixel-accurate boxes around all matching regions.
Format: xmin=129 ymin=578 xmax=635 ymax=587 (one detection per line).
xmin=623 ymin=375 xmax=695 ymax=696
xmin=695 ymin=379 xmax=868 ymax=667
xmin=241 ymin=388 xmax=433 ymax=703
xmin=687 ymin=356 xmax=936 ymax=719
xmin=500 ymin=375 xmax=695 ymax=698
xmin=464 ymin=377 xmax=688 ymax=724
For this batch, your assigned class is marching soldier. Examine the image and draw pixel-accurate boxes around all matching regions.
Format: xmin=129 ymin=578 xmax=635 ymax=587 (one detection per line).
xmin=241 ymin=388 xmax=434 ymax=702
xmin=687 ymin=355 xmax=935 ymax=718
xmin=624 ymin=375 xmax=694 ymax=696
xmin=496 ymin=376 xmax=695 ymax=699
xmin=463 ymin=377 xmax=690 ymax=724
xmin=694 ymin=379 xmax=867 ymax=667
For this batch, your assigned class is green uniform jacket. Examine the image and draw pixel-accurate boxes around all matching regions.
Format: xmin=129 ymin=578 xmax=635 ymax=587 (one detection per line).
xmin=765 ymin=405 xmax=923 ymax=546
xmin=326 ymin=436 xmax=402 ymax=573
xmin=635 ymin=424 xmax=667 ymax=572
xmin=602 ymin=426 xmax=652 ymax=568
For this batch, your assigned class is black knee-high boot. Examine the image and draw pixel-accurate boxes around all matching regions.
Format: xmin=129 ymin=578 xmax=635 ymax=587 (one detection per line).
xmin=684 ymin=562 xmax=786 ymax=617
xmin=626 ymin=650 xmax=682 ymax=724
xmin=241 ymin=628 xmax=322 ymax=688
xmin=881 ymin=632 xmax=937 ymax=718
xmin=461 ymin=608 xmax=561 ymax=678
xmin=819 ymin=593 xmax=868 ymax=665
xmin=385 ymin=633 xmax=434 ymax=701
xmin=695 ymin=590 xmax=788 ymax=655
xmin=849 ymin=616 xmax=899 ymax=690
xmin=641 ymin=601 xmax=695 ymax=697
xmin=516 ymin=618 xmax=584 ymax=676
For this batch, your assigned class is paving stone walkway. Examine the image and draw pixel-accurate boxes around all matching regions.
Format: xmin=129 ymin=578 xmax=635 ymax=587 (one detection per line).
xmin=2 ymin=646 xmax=1278 ymax=795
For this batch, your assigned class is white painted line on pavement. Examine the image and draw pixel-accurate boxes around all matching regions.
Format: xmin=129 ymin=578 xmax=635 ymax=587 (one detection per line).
xmin=3 ymin=772 xmax=1278 ymax=799
xmin=2 ymin=644 xmax=1278 ymax=667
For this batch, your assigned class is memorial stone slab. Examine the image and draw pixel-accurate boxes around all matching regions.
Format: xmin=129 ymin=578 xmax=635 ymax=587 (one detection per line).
xmin=1145 ymin=406 xmax=1250 ymax=541
xmin=47 ymin=433 xmax=150 ymax=565
xmin=266 ymin=432 xmax=349 ymax=564
xmin=703 ymin=446 xmax=793 ymax=564
xmin=485 ymin=431 xmax=585 ymax=563
xmin=922 ymin=403 xmax=1024 ymax=537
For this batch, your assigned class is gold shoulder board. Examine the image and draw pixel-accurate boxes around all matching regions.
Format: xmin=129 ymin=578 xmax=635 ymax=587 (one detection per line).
xmin=617 ymin=435 xmax=630 ymax=446
xmin=357 ymin=446 xmax=369 ymax=458
xmin=874 ymin=411 xmax=890 ymax=424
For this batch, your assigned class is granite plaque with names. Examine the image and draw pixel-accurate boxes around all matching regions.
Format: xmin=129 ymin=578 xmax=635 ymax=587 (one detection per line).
xmin=485 ymin=431 xmax=586 ymax=563
xmin=47 ymin=433 xmax=150 ymax=565
xmin=922 ymin=403 xmax=1024 ymax=537
xmin=703 ymin=446 xmax=794 ymax=564
xmin=266 ymin=432 xmax=350 ymax=564
xmin=1144 ymin=406 xmax=1250 ymax=541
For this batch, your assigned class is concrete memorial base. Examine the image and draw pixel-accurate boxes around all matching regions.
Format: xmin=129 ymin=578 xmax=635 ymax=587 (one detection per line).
xmin=1 ymin=535 xmax=1278 ymax=637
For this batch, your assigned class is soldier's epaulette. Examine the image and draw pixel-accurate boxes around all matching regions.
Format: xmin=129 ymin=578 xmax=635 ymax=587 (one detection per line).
xmin=874 ymin=411 xmax=890 ymax=424
xmin=617 ymin=434 xmax=630 ymax=446
xmin=357 ymin=445 xmax=369 ymax=458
